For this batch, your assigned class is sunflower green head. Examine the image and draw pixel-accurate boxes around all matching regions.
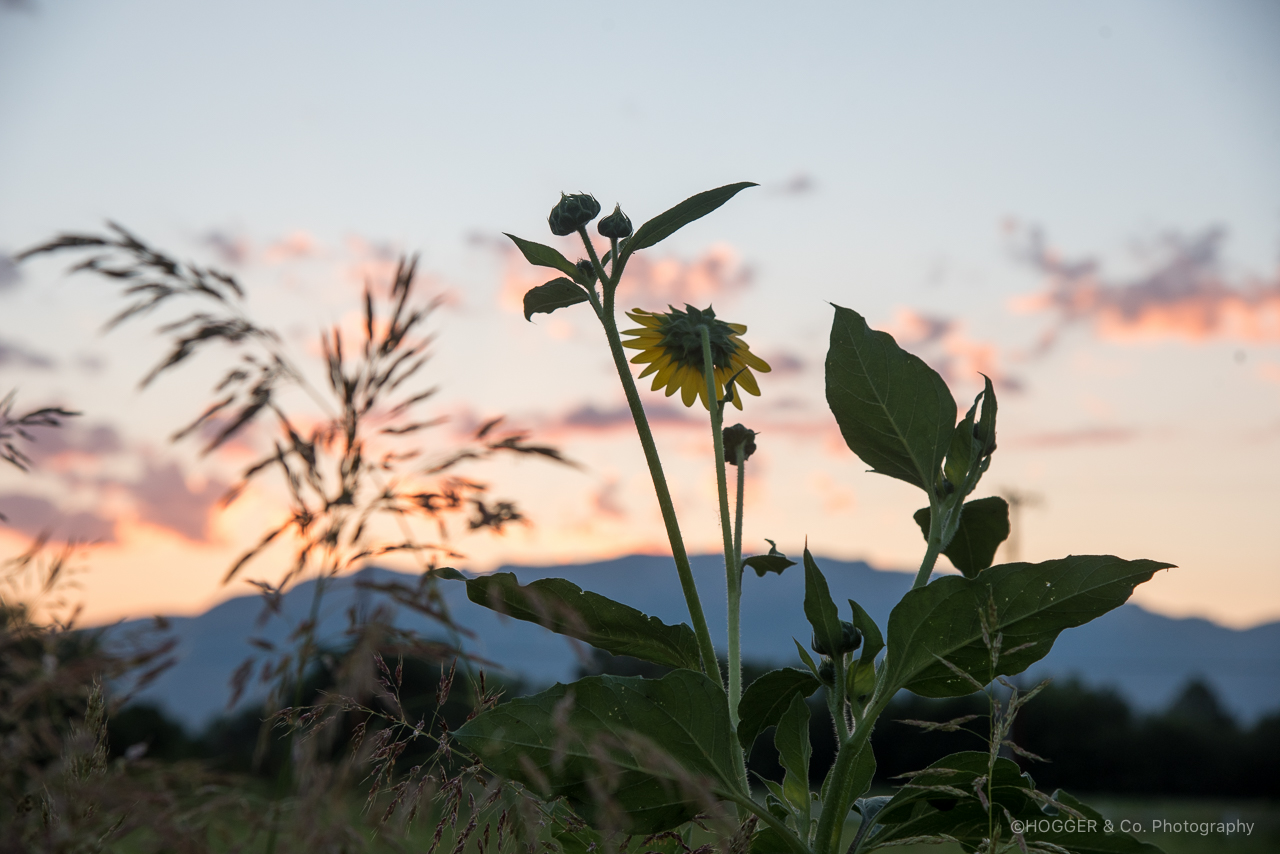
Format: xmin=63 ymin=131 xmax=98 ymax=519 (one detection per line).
xmin=548 ymin=193 xmax=601 ymax=236
xmin=597 ymin=204 xmax=633 ymax=239
xmin=621 ymin=305 xmax=771 ymax=410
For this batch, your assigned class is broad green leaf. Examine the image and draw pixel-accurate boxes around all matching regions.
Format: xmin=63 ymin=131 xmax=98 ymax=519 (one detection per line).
xmin=883 ymin=556 xmax=1173 ymax=698
xmin=523 ymin=278 xmax=589 ymax=321
xmin=505 ymin=233 xmax=581 ymax=279
xmin=465 ymin=572 xmax=701 ymax=670
xmin=738 ymin=668 xmax=821 ymax=751
xmin=749 ymin=826 xmax=793 ymax=854
xmin=912 ymin=496 xmax=1010 ymax=578
xmin=825 ymin=305 xmax=957 ymax=492
xmin=744 ymin=539 xmax=796 ymax=577
xmin=775 ymin=694 xmax=812 ymax=822
xmin=802 ymin=549 xmax=842 ymax=660
xmin=454 ymin=670 xmax=739 ymax=834
xmin=623 ymin=182 xmax=758 ymax=255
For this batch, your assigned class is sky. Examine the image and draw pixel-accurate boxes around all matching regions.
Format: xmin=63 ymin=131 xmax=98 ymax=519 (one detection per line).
xmin=1 ymin=0 xmax=1278 ymax=629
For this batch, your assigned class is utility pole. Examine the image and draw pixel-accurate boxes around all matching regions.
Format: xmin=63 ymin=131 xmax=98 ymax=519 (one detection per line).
xmin=1000 ymin=488 xmax=1043 ymax=563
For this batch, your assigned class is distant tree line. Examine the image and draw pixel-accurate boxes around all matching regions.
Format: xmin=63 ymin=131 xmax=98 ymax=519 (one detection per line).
xmin=108 ymin=650 xmax=1279 ymax=798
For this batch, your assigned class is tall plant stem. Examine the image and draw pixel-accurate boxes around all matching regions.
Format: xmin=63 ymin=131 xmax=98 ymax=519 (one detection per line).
xmin=912 ymin=498 xmax=945 ymax=588
xmin=581 ymin=251 xmax=721 ymax=687
xmin=701 ymin=328 xmax=742 ymax=727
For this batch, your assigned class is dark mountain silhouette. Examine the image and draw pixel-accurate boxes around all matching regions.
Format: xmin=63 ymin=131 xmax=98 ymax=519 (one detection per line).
xmin=105 ymin=555 xmax=1280 ymax=730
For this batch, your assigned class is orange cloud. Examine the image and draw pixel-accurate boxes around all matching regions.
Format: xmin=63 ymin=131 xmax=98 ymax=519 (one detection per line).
xmin=485 ymin=234 xmax=751 ymax=315
xmin=884 ymin=308 xmax=1023 ymax=393
xmin=1012 ymin=226 xmax=1280 ymax=348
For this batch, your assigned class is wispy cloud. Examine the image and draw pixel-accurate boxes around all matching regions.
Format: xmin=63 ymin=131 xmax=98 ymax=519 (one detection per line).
xmin=0 ymin=253 xmax=20 ymax=293
xmin=0 ymin=338 xmax=55 ymax=370
xmin=0 ymin=494 xmax=116 ymax=542
xmin=1011 ymin=225 xmax=1280 ymax=351
xmin=1007 ymin=426 xmax=1138 ymax=449
xmin=769 ymin=173 xmax=817 ymax=196
xmin=4 ymin=419 xmax=229 ymax=543
xmin=480 ymin=233 xmax=752 ymax=315
xmin=883 ymin=308 xmax=1023 ymax=393
xmin=129 ymin=461 xmax=227 ymax=542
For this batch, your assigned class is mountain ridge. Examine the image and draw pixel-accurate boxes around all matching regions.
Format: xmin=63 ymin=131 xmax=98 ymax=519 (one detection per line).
xmin=106 ymin=554 xmax=1280 ymax=730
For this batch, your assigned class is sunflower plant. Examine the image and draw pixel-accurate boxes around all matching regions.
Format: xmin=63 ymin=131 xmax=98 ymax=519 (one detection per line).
xmin=443 ymin=185 xmax=1169 ymax=854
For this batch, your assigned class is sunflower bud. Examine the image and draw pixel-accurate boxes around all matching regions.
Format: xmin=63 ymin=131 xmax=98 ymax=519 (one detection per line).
xmin=548 ymin=193 xmax=601 ymax=236
xmin=722 ymin=423 xmax=757 ymax=464
xmin=811 ymin=621 xmax=862 ymax=657
xmin=818 ymin=658 xmax=835 ymax=686
xmin=597 ymin=204 xmax=633 ymax=239
xmin=575 ymin=259 xmax=597 ymax=286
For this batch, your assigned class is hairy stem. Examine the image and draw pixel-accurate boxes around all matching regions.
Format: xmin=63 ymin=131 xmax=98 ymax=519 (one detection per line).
xmin=702 ymin=328 xmax=741 ymax=723
xmin=582 ymin=231 xmax=721 ymax=686
xmin=912 ymin=497 xmax=945 ymax=588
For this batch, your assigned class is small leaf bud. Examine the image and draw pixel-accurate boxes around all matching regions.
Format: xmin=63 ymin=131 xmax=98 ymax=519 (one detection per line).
xmin=597 ymin=204 xmax=633 ymax=239
xmin=548 ymin=193 xmax=601 ymax=236
xmin=721 ymin=423 xmax=757 ymax=464
xmin=811 ymin=621 xmax=862 ymax=657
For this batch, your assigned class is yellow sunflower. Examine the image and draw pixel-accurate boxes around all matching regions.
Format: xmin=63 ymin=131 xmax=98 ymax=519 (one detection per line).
xmin=621 ymin=305 xmax=771 ymax=410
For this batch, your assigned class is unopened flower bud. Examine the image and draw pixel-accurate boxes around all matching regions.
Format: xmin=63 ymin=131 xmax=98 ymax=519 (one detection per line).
xmin=722 ymin=423 xmax=757 ymax=464
xmin=818 ymin=658 xmax=835 ymax=686
xmin=548 ymin=193 xmax=601 ymax=236
xmin=811 ymin=621 xmax=862 ymax=657
xmin=597 ymin=204 xmax=633 ymax=239
xmin=575 ymin=259 xmax=597 ymax=285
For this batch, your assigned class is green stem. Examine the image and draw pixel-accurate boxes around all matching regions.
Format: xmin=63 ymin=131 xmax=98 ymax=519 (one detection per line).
xmin=733 ymin=452 xmax=745 ymax=577
xmin=814 ymin=695 xmax=886 ymax=854
xmin=582 ymin=233 xmax=721 ymax=687
xmin=912 ymin=498 xmax=945 ymax=589
xmin=702 ymin=328 xmax=740 ymax=724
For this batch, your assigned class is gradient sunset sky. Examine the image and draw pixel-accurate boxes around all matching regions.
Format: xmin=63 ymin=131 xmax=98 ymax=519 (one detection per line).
xmin=2 ymin=1 xmax=1278 ymax=628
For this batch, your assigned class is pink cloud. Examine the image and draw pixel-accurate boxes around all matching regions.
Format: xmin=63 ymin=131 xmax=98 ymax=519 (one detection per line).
xmin=129 ymin=461 xmax=228 ymax=542
xmin=483 ymin=234 xmax=751 ymax=315
xmin=883 ymin=309 xmax=1024 ymax=393
xmin=264 ymin=230 xmax=320 ymax=264
xmin=1007 ymin=426 xmax=1137 ymax=449
xmin=0 ymin=493 xmax=116 ymax=542
xmin=1011 ymin=226 xmax=1280 ymax=349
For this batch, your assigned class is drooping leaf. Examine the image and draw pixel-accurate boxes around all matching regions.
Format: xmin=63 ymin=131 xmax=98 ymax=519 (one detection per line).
xmin=802 ymin=549 xmax=842 ymax=661
xmin=623 ymin=182 xmax=758 ymax=256
xmin=743 ymin=538 xmax=796 ymax=577
xmin=505 ymin=233 xmax=581 ymax=279
xmin=523 ymin=278 xmax=589 ymax=321
xmin=883 ymin=556 xmax=1173 ymax=698
xmin=738 ymin=668 xmax=821 ymax=751
xmin=912 ymin=496 xmax=1011 ymax=578
xmin=774 ymin=694 xmax=812 ymax=821
xmin=454 ymin=670 xmax=740 ymax=834
xmin=825 ymin=305 xmax=956 ymax=492
xmin=465 ymin=572 xmax=701 ymax=670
